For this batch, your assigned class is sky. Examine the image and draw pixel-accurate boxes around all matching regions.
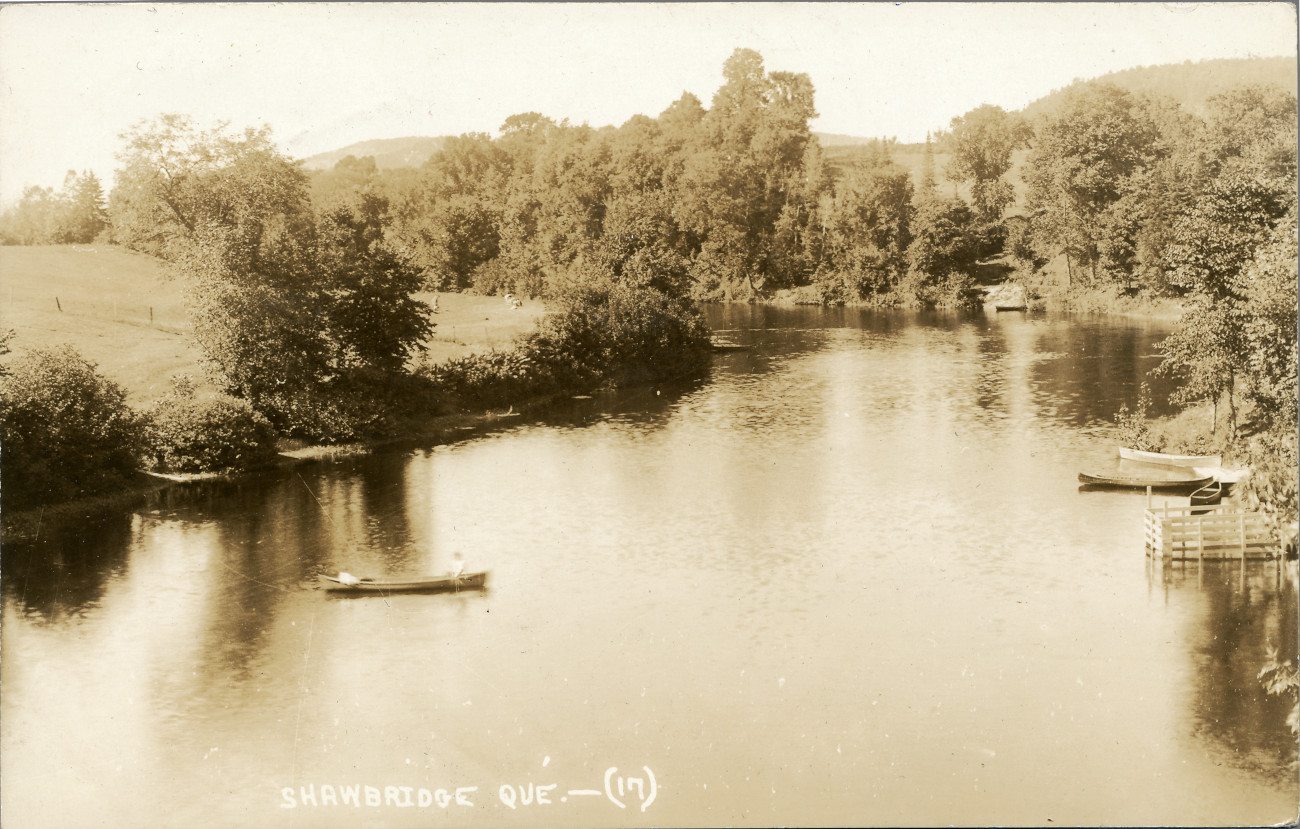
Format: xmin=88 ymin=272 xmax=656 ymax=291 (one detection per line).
xmin=0 ymin=1 xmax=1295 ymax=206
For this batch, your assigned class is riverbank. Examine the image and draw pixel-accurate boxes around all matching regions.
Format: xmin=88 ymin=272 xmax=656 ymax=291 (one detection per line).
xmin=0 ymin=392 xmax=563 ymax=543
xmin=0 ymin=244 xmax=546 ymax=406
xmin=767 ymin=281 xmax=1184 ymax=319
xmin=0 ymin=246 xmax=555 ymax=539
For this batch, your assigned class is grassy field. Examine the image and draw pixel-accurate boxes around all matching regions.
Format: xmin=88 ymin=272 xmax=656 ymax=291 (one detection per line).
xmin=0 ymin=245 xmax=545 ymax=406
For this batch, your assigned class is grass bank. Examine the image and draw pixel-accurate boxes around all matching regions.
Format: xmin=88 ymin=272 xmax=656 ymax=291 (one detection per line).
xmin=0 ymin=244 xmax=556 ymax=540
xmin=0 ymin=244 xmax=545 ymax=406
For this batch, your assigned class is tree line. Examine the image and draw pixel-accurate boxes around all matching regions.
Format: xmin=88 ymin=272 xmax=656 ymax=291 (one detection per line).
xmin=6 ymin=49 xmax=1294 ymax=314
xmin=1 ymin=48 xmax=1296 ymax=513
xmin=0 ymin=170 xmax=109 ymax=245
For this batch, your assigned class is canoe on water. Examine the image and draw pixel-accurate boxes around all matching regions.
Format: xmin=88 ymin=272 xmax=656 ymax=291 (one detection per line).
xmin=319 ymin=571 xmax=489 ymax=594
xmin=1078 ymin=471 xmax=1215 ymax=491
xmin=1190 ymin=481 xmax=1225 ymax=509
xmin=1118 ymin=447 xmax=1222 ymax=469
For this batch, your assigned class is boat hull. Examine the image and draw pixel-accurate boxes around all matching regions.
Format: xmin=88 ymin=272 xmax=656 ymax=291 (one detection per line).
xmin=319 ymin=572 xmax=488 ymax=594
xmin=1078 ymin=472 xmax=1215 ymax=491
xmin=1118 ymin=447 xmax=1222 ymax=468
xmin=1189 ymin=481 xmax=1225 ymax=513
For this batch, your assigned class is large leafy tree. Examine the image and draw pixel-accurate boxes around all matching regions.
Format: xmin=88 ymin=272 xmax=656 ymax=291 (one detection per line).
xmin=316 ymin=195 xmax=433 ymax=375
xmin=109 ymin=114 xmax=312 ymax=258
xmin=1200 ymin=84 xmax=1298 ymax=182
xmin=1155 ymin=88 xmax=1296 ymax=438
xmin=1023 ymin=84 xmax=1161 ymax=284
xmin=0 ymin=186 xmax=62 ymax=245
xmin=904 ymin=195 xmax=981 ymax=305
xmin=677 ymin=48 xmax=824 ymax=298
xmin=386 ymin=133 xmax=512 ymax=290
xmin=1236 ymin=209 xmax=1298 ymax=434
xmin=815 ymin=145 xmax=913 ymax=301
xmin=309 ymin=154 xmax=380 ymax=214
xmin=116 ymin=116 xmax=432 ymax=438
xmin=943 ymin=104 xmax=1031 ymax=222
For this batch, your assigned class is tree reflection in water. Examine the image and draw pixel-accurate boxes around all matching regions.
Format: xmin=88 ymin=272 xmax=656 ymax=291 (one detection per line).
xmin=1156 ymin=558 xmax=1299 ymax=784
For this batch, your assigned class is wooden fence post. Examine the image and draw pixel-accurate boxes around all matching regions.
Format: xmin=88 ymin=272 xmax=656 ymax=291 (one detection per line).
xmin=1240 ymin=513 xmax=1247 ymax=582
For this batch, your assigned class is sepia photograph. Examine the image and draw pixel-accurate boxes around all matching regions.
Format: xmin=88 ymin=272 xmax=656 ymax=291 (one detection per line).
xmin=1 ymin=2 xmax=1297 ymax=826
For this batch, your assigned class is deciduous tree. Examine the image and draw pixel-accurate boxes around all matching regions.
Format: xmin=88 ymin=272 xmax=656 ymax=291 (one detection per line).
xmin=943 ymin=104 xmax=1030 ymax=222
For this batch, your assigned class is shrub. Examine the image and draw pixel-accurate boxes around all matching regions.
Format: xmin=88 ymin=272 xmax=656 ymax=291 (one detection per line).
xmin=0 ymin=344 xmax=142 ymax=510
xmin=1236 ymin=430 xmax=1299 ymax=549
xmin=144 ymin=381 xmax=280 ymax=473
xmin=533 ymin=282 xmax=713 ymax=387
xmin=421 ymin=282 xmax=712 ymax=408
xmin=1114 ymin=384 xmax=1164 ymax=452
xmin=422 ymin=349 xmax=547 ymax=410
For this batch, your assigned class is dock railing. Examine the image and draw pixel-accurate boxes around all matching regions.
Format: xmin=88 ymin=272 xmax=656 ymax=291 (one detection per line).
xmin=1144 ymin=501 xmax=1275 ymax=561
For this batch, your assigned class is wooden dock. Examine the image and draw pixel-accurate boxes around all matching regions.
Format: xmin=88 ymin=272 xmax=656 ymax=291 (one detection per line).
xmin=1144 ymin=502 xmax=1276 ymax=561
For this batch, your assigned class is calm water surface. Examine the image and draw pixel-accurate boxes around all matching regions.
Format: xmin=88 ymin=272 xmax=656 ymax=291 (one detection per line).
xmin=4 ymin=307 xmax=1296 ymax=828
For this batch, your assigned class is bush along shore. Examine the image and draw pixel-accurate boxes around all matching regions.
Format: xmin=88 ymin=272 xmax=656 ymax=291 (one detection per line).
xmin=0 ymin=283 xmax=712 ymax=541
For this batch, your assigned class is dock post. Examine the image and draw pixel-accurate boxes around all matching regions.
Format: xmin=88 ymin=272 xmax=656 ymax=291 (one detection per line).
xmin=1240 ymin=513 xmax=1247 ymax=583
xmin=1198 ymin=519 xmax=1204 ymax=568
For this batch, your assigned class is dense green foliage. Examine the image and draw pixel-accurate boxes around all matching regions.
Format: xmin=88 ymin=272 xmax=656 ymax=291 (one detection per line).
xmin=3 ymin=53 xmax=1294 ymax=510
xmin=422 ymin=282 xmax=711 ymax=409
xmin=115 ymin=116 xmax=435 ymax=441
xmin=941 ymin=104 xmax=1031 ymax=222
xmin=0 ymin=345 xmax=142 ymax=510
xmin=325 ymin=50 xmax=991 ymax=307
xmin=9 ymin=54 xmax=1290 ymax=315
xmin=143 ymin=379 xmax=280 ymax=473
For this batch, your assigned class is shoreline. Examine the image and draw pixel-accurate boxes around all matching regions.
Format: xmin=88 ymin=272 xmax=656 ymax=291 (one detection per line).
xmin=2 ymin=292 xmax=1184 ymax=542
xmin=0 ymin=395 xmax=561 ymax=544
xmin=762 ymin=286 xmax=1184 ymax=320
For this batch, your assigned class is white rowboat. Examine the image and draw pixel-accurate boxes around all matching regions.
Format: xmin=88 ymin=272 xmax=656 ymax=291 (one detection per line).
xmin=1118 ymin=447 xmax=1222 ymax=469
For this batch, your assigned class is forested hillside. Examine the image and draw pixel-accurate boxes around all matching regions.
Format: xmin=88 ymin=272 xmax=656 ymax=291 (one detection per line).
xmin=1024 ymin=56 xmax=1297 ymax=121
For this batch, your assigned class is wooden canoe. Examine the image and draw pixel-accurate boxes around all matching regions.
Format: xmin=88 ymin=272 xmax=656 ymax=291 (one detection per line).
xmin=1118 ymin=447 xmax=1222 ymax=469
xmin=1190 ymin=481 xmax=1224 ymax=510
xmin=319 ymin=571 xmax=488 ymax=594
xmin=1078 ymin=471 xmax=1215 ymax=491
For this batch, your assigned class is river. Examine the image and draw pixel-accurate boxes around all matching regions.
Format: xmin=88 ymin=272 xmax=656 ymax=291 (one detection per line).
xmin=3 ymin=306 xmax=1296 ymax=828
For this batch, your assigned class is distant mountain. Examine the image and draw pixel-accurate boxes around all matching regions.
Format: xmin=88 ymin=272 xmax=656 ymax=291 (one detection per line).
xmin=1022 ymin=56 xmax=1297 ymax=121
xmin=299 ymin=136 xmax=450 ymax=171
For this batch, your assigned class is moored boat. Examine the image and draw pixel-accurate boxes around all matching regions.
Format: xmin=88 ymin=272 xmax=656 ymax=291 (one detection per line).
xmin=1189 ymin=481 xmax=1224 ymax=511
xmin=1117 ymin=447 xmax=1222 ymax=469
xmin=1078 ymin=471 xmax=1214 ymax=491
xmin=319 ymin=571 xmax=489 ymax=594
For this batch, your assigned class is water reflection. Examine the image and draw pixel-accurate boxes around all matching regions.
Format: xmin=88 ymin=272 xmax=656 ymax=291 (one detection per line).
xmin=1 ymin=511 xmax=132 ymax=622
xmin=3 ymin=307 xmax=1295 ymax=828
xmin=1155 ymin=560 xmax=1299 ymax=782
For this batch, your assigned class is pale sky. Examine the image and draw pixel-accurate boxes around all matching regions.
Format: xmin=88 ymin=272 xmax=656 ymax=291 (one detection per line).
xmin=0 ymin=2 xmax=1295 ymax=206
